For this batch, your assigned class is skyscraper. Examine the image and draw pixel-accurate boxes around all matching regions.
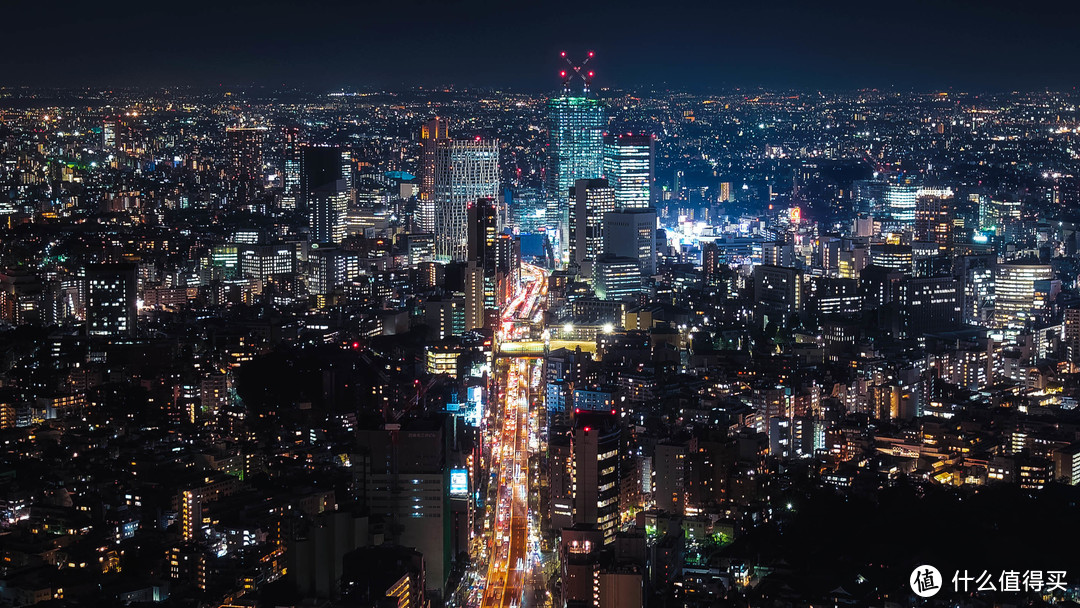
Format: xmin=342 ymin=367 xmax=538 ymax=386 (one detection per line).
xmin=602 ymin=133 xmax=654 ymax=209
xmin=603 ymin=207 xmax=657 ymax=276
xmin=85 ymin=263 xmax=137 ymax=338
xmin=886 ymin=181 xmax=918 ymax=226
xmin=571 ymin=413 xmax=620 ymax=545
xmin=548 ymin=59 xmax=606 ymax=260
xmin=466 ymin=198 xmax=501 ymax=330
xmin=309 ymin=180 xmax=349 ymax=245
xmin=994 ymin=263 xmax=1057 ymax=340
xmin=300 ymin=146 xmax=350 ymax=211
xmin=226 ymin=126 xmax=266 ymax=202
xmin=432 ymin=139 xmax=499 ymax=262
xmin=570 ymin=178 xmax=616 ymax=271
xmin=418 ymin=118 xmax=450 ymax=234
xmin=281 ymin=127 xmax=301 ymax=210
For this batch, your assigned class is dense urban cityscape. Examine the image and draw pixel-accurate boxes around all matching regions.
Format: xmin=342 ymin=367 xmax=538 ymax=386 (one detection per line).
xmin=3 ymin=45 xmax=1080 ymax=608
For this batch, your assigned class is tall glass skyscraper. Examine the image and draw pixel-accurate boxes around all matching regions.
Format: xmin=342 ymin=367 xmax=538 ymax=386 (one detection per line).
xmin=547 ymin=94 xmax=605 ymax=260
xmin=602 ymin=133 xmax=654 ymax=209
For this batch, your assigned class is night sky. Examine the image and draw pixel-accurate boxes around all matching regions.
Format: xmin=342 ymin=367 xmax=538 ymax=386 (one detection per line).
xmin=5 ymin=0 xmax=1080 ymax=90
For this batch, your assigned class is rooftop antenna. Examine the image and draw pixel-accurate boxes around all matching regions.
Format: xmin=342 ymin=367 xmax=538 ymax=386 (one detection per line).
xmin=559 ymin=51 xmax=595 ymax=96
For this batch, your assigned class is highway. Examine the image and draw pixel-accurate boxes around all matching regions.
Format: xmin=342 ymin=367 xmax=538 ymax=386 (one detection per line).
xmin=475 ymin=263 xmax=547 ymax=608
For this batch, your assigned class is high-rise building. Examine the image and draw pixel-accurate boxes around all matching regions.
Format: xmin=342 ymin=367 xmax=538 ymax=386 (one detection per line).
xmin=602 ymin=133 xmax=654 ymax=209
xmin=548 ymin=68 xmax=606 ymax=260
xmin=593 ymin=254 xmax=642 ymax=302
xmin=418 ymin=118 xmax=450 ymax=233
xmin=571 ymin=413 xmax=620 ymax=545
xmin=753 ymin=265 xmax=802 ymax=327
xmin=433 ymin=139 xmax=499 ymax=262
xmin=902 ymin=276 xmax=960 ymax=337
xmin=355 ymin=421 xmax=450 ymax=596
xmin=465 ymin=198 xmax=501 ymax=329
xmin=309 ymin=179 xmax=349 ymax=245
xmin=570 ymin=178 xmax=616 ymax=271
xmin=226 ymin=126 xmax=266 ymax=202
xmin=281 ymin=127 xmax=301 ymax=210
xmin=300 ymin=146 xmax=350 ymax=211
xmin=886 ymin=181 xmax=918 ymax=226
xmin=915 ymin=194 xmax=953 ymax=251
xmin=994 ymin=263 xmax=1057 ymax=340
xmin=85 ymin=263 xmax=137 ymax=338
xmin=603 ymin=207 xmax=657 ymax=276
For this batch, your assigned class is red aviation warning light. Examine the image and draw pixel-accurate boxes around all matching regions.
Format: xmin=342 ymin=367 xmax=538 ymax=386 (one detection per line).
xmin=560 ymin=51 xmax=596 ymax=93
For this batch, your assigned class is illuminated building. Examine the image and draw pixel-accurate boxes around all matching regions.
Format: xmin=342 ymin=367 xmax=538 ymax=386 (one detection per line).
xmin=602 ymin=133 xmax=653 ymax=209
xmin=570 ymin=178 xmax=616 ymax=272
xmin=309 ymin=180 xmax=349 ymax=245
xmin=994 ymin=263 xmax=1057 ymax=340
xmin=870 ymin=243 xmax=913 ymax=273
xmin=885 ymin=181 xmax=917 ymax=225
xmin=603 ymin=207 xmax=657 ymax=276
xmin=356 ymin=423 xmax=450 ymax=594
xmin=593 ymin=254 xmax=641 ymax=301
xmin=432 ymin=139 xmax=499 ymax=262
xmin=85 ymin=263 xmax=137 ymax=338
xmin=548 ymin=59 xmax=606 ymax=259
xmin=902 ymin=276 xmax=960 ymax=337
xmin=281 ymin=126 xmax=301 ymax=210
xmin=239 ymin=244 xmax=295 ymax=280
xmin=418 ymin=118 xmax=450 ymax=233
xmin=753 ymin=265 xmax=802 ymax=327
xmin=914 ymin=194 xmax=953 ymax=251
xmin=300 ymin=146 xmax=351 ymax=211
xmin=226 ymin=126 xmax=266 ymax=202
xmin=571 ymin=413 xmax=620 ymax=545
xmin=653 ymin=442 xmax=686 ymax=515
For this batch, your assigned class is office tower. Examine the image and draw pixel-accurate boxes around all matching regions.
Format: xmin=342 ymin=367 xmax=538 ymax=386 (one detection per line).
xmin=239 ymin=244 xmax=296 ymax=280
xmin=602 ymin=133 xmax=654 ymax=208
xmin=1065 ymin=307 xmax=1080 ymax=363
xmin=467 ymin=198 xmax=499 ymax=267
xmin=548 ymin=61 xmax=606 ymax=259
xmin=571 ymin=413 xmax=620 ymax=545
xmin=719 ymin=181 xmax=732 ymax=203
xmin=547 ymin=97 xmax=605 ymax=199
xmin=309 ymin=180 xmax=349 ymax=245
xmin=653 ymin=442 xmax=686 ymax=515
xmin=226 ymin=126 xmax=265 ymax=201
xmin=418 ymin=118 xmax=450 ymax=234
xmin=902 ymin=276 xmax=960 ymax=337
xmin=764 ymin=241 xmax=796 ymax=269
xmin=870 ymin=243 xmax=913 ymax=273
xmin=593 ymin=254 xmax=642 ymax=301
xmin=281 ymin=127 xmax=301 ymax=210
xmin=753 ymin=265 xmax=802 ymax=327
xmin=853 ymin=178 xmax=887 ymax=215
xmin=957 ymin=254 xmax=996 ymax=327
xmin=85 ymin=263 xmax=137 ymax=338
xmin=603 ymin=207 xmax=657 ymax=276
xmin=102 ymin=117 xmax=117 ymax=149
xmin=886 ymin=181 xmax=917 ymax=226
xmin=300 ymin=146 xmax=349 ymax=211
xmin=570 ymin=178 xmax=616 ymax=271
xmin=355 ymin=422 xmax=450 ymax=595
xmin=465 ymin=198 xmax=500 ymax=330
xmin=915 ymin=194 xmax=953 ymax=250
xmin=433 ymin=139 xmax=500 ymax=262
xmin=994 ymin=263 xmax=1057 ymax=339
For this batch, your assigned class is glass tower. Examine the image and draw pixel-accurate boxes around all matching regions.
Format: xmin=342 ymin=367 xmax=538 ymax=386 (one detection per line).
xmin=602 ymin=133 xmax=654 ymax=209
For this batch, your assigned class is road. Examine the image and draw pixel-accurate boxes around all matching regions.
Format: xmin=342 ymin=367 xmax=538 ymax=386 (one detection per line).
xmin=475 ymin=264 xmax=547 ymax=608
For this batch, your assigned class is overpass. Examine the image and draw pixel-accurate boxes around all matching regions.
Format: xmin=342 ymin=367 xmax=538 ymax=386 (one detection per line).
xmin=495 ymin=339 xmax=596 ymax=357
